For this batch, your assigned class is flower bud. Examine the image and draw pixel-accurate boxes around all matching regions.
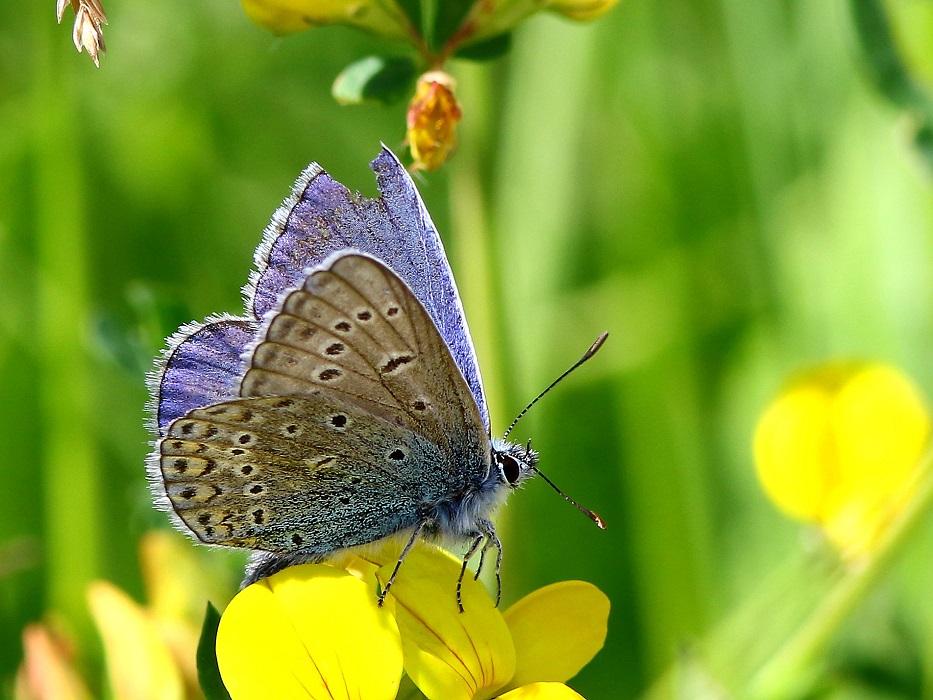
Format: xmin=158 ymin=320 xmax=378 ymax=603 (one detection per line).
xmin=406 ymin=71 xmax=462 ymax=171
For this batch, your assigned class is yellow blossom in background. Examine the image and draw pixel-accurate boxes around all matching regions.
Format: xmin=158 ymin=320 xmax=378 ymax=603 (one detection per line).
xmin=215 ymin=541 xmax=609 ymax=699
xmin=23 ymin=531 xmax=230 ymax=700
xmin=88 ymin=580 xmax=185 ymax=700
xmin=233 ymin=0 xmax=617 ymax=169
xmin=754 ymin=362 xmax=931 ymax=558
xmin=461 ymin=0 xmax=620 ymax=42
xmin=240 ymin=0 xmax=415 ymax=40
xmin=139 ymin=530 xmax=235 ymax=698
xmin=546 ymin=0 xmax=620 ymax=22
xmin=406 ymin=71 xmax=462 ymax=171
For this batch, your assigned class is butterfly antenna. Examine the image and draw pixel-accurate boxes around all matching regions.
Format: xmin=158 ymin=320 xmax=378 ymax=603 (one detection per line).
xmin=531 ymin=461 xmax=607 ymax=529
xmin=503 ymin=332 xmax=609 ymax=440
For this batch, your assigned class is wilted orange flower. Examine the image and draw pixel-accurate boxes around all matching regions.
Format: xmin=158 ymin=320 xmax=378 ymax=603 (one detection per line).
xmin=406 ymin=71 xmax=462 ymax=171
xmin=14 ymin=624 xmax=91 ymax=700
xmin=56 ymin=0 xmax=107 ymax=67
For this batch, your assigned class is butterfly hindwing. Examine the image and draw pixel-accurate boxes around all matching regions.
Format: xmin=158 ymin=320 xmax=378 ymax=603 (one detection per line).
xmin=159 ymin=395 xmax=443 ymax=554
xmin=240 ymin=253 xmax=489 ymax=473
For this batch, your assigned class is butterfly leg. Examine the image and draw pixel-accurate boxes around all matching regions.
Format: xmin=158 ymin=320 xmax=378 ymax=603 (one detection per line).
xmin=457 ymin=531 xmax=485 ymax=613
xmin=458 ymin=519 xmax=502 ymax=610
xmin=478 ymin=519 xmax=503 ymax=607
xmin=473 ymin=534 xmax=500 ymax=585
xmin=379 ymin=519 xmax=428 ymax=607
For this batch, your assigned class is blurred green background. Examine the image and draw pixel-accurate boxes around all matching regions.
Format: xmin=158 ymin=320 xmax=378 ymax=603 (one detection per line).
xmin=4 ymin=0 xmax=933 ymax=697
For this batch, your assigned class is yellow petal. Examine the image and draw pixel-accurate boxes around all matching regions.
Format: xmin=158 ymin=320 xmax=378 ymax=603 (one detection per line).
xmin=497 ymin=681 xmax=586 ymax=699
xmin=87 ymin=581 xmax=184 ymax=700
xmin=372 ymin=543 xmax=515 ymax=700
xmin=754 ymin=384 xmax=835 ymax=521
xmin=16 ymin=624 xmax=91 ymax=700
xmin=831 ymin=365 xmax=928 ymax=493
xmin=216 ymin=563 xmax=402 ymax=700
xmin=825 ymin=364 xmax=930 ymax=554
xmin=240 ymin=0 xmax=413 ymax=40
xmin=154 ymin=618 xmax=201 ymax=698
xmin=501 ymin=581 xmax=608 ymax=691
xmin=457 ymin=0 xmax=616 ymax=45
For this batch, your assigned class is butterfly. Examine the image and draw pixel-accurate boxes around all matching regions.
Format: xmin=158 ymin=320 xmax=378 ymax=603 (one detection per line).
xmin=147 ymin=147 xmax=604 ymax=608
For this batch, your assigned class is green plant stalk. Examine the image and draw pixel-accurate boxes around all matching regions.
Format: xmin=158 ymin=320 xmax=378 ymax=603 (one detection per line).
xmin=746 ymin=443 xmax=933 ymax=698
xmin=447 ymin=63 xmax=506 ymax=432
xmin=32 ymin=5 xmax=101 ymax=630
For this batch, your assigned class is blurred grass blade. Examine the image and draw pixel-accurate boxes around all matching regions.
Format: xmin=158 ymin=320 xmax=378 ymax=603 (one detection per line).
xmin=850 ymin=0 xmax=921 ymax=107
xmin=850 ymin=0 xmax=933 ymax=170
xmin=32 ymin=0 xmax=101 ymax=635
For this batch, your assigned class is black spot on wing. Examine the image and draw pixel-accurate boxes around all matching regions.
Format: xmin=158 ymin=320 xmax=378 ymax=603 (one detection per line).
xmin=381 ymin=355 xmax=412 ymax=374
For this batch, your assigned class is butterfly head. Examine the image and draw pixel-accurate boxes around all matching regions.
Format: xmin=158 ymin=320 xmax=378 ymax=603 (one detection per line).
xmin=491 ymin=439 xmax=539 ymax=489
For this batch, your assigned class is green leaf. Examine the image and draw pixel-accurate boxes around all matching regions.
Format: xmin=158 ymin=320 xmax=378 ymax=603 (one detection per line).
xmin=430 ymin=0 xmax=475 ymax=52
xmin=396 ymin=0 xmax=423 ymax=37
xmin=197 ymin=602 xmax=232 ymax=700
xmin=332 ymin=56 xmax=418 ymax=106
xmin=454 ymin=32 xmax=512 ymax=62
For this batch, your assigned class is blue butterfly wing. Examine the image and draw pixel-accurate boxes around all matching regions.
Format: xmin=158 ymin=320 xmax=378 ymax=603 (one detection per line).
xmin=151 ymin=148 xmax=489 ymax=436
xmin=248 ymin=147 xmax=488 ymax=430
xmin=148 ymin=316 xmax=256 ymax=434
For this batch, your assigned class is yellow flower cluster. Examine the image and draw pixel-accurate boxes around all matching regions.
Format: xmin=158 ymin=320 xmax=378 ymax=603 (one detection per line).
xmin=15 ymin=532 xmax=229 ymax=700
xmin=238 ymin=0 xmax=619 ymax=170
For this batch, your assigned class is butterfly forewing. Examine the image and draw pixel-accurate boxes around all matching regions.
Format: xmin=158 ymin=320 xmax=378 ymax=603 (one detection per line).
xmin=158 ymin=253 xmax=493 ymax=558
xmin=240 ymin=253 xmax=489 ymax=467
xmin=159 ymin=395 xmax=444 ymax=554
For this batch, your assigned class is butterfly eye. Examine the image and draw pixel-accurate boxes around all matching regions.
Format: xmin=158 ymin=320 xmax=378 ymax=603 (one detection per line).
xmin=498 ymin=454 xmax=522 ymax=485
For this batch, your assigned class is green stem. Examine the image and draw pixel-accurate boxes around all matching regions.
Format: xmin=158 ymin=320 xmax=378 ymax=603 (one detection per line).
xmin=32 ymin=4 xmax=100 ymax=630
xmin=747 ymin=444 xmax=933 ymax=698
xmin=447 ymin=63 xmax=507 ymax=430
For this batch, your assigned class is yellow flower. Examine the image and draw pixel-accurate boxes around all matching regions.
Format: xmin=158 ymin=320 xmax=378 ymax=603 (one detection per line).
xmin=86 ymin=531 xmax=232 ymax=700
xmin=216 ymin=541 xmax=609 ymax=699
xmin=217 ymin=562 xmax=403 ymax=699
xmin=754 ymin=362 xmax=931 ymax=557
xmin=88 ymin=581 xmax=186 ymax=700
xmin=454 ymin=0 xmax=619 ymax=45
xmin=406 ymin=71 xmax=462 ymax=172
xmin=240 ymin=0 xmax=415 ymax=41
xmin=16 ymin=531 xmax=225 ymax=700
xmin=546 ymin=0 xmax=620 ymax=21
